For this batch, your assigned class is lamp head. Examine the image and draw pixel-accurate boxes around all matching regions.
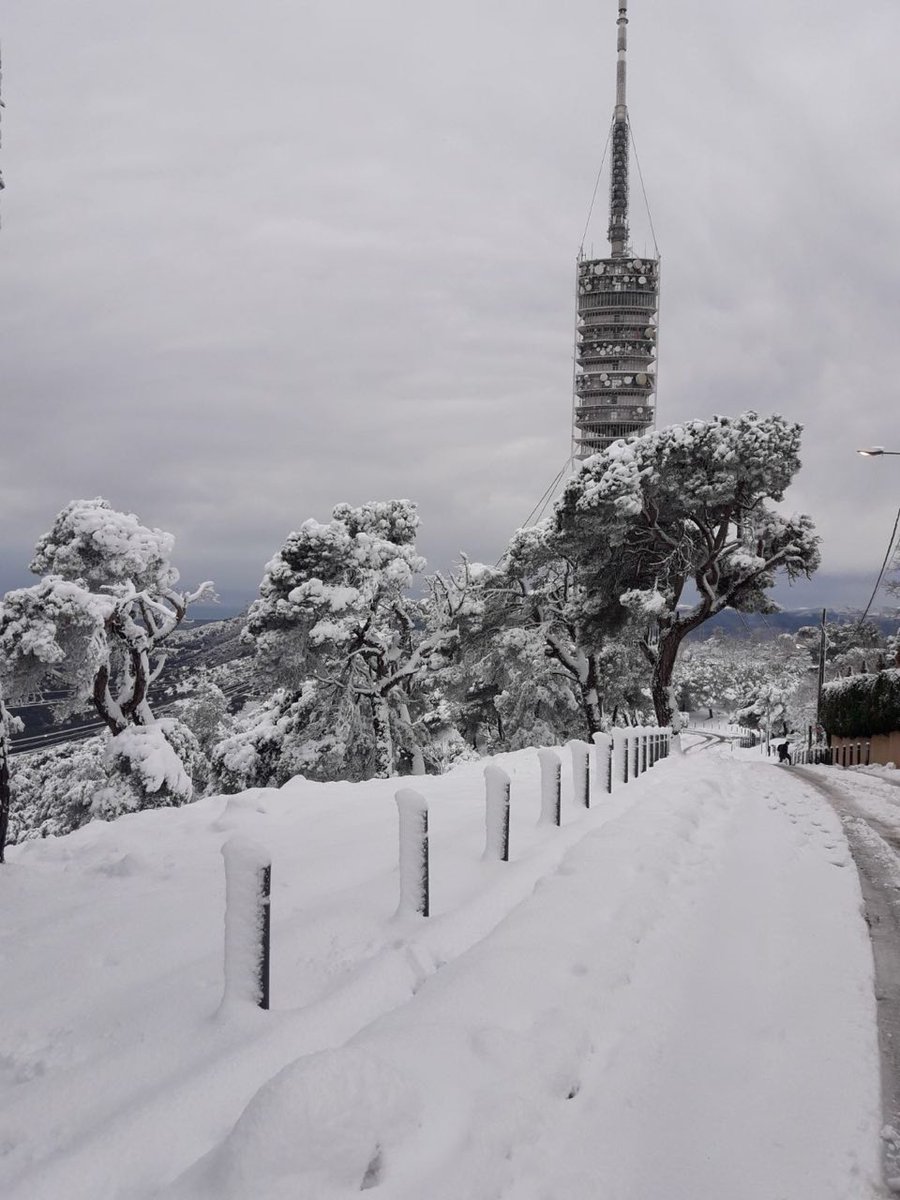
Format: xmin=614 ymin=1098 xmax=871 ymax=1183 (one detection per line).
xmin=858 ymin=447 xmax=886 ymax=457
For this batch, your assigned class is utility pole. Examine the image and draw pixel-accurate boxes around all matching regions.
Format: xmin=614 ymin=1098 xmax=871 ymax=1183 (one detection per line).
xmin=815 ymin=607 xmax=827 ymax=736
xmin=0 ymin=43 xmax=6 ymax=219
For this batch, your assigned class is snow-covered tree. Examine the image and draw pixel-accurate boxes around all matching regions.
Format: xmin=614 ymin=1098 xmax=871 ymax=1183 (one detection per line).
xmin=676 ymin=631 xmax=812 ymax=732
xmin=796 ymin=618 xmax=888 ymax=679
xmin=429 ymin=545 xmax=648 ymax=746
xmin=555 ymin=412 xmax=820 ymax=728
xmin=0 ymin=499 xmax=214 ymax=811
xmin=7 ymin=737 xmax=108 ymax=844
xmin=243 ymin=500 xmax=451 ymax=780
xmin=169 ymin=674 xmax=234 ymax=793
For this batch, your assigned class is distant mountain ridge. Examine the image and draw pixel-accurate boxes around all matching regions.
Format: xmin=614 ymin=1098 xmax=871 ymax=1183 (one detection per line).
xmin=694 ymin=608 xmax=898 ymax=639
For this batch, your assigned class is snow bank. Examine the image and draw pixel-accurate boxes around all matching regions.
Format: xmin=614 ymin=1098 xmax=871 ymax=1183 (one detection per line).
xmin=176 ymin=1045 xmax=420 ymax=1199
xmin=0 ymin=745 xmax=884 ymax=1199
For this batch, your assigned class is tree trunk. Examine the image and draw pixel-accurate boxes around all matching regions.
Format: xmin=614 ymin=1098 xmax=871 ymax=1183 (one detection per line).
xmin=92 ymin=665 xmax=127 ymax=736
xmin=370 ymin=695 xmax=395 ymax=779
xmin=397 ymin=700 xmax=426 ymax=776
xmin=0 ymin=701 xmax=11 ymax=864
xmin=651 ymin=631 xmax=683 ymax=728
xmin=578 ymin=655 xmax=604 ymax=736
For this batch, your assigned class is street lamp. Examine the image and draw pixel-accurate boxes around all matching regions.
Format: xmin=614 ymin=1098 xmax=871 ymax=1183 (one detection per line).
xmin=858 ymin=447 xmax=900 ymax=456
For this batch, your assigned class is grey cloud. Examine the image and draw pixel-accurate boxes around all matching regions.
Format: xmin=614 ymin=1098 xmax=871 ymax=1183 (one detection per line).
xmin=2 ymin=0 xmax=900 ymax=616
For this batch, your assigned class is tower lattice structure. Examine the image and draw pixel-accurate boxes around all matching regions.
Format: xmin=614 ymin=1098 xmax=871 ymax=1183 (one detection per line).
xmin=573 ymin=0 xmax=659 ymax=458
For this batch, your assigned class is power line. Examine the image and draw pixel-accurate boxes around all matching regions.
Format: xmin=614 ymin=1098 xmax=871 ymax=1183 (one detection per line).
xmin=856 ymin=503 xmax=900 ymax=629
xmin=628 ymin=125 xmax=659 ymax=257
xmin=578 ymin=123 xmax=612 ymax=254
xmin=495 ymin=460 xmax=571 ymax=567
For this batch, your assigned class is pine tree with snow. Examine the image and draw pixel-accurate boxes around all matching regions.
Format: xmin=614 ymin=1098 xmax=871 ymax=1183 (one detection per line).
xmin=428 ymin=547 xmax=647 ymax=745
xmin=555 ymin=412 xmax=820 ymax=728
xmin=242 ymin=500 xmax=452 ymax=780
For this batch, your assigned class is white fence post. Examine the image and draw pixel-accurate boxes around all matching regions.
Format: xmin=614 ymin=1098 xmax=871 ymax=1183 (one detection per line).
xmin=221 ymin=836 xmax=271 ymax=1012
xmin=484 ymin=765 xmax=511 ymax=861
xmin=395 ymin=789 xmax=430 ymax=917
xmin=538 ymin=748 xmax=562 ymax=826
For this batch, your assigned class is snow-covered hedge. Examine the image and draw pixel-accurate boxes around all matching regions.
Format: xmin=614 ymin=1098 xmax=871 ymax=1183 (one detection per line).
xmin=820 ymin=669 xmax=900 ymax=738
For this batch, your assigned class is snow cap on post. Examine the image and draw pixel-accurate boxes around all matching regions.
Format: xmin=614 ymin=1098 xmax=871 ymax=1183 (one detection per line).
xmin=483 ymin=764 xmax=511 ymax=861
xmin=395 ymin=788 xmax=429 ymax=918
xmin=570 ymin=739 xmax=591 ymax=807
xmin=537 ymin=748 xmax=562 ymax=826
xmin=220 ymin=836 xmax=272 ymax=1013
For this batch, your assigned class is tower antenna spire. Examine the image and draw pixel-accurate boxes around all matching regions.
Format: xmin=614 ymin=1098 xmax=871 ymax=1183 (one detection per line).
xmin=616 ymin=0 xmax=628 ymax=110
xmin=608 ymin=1 xmax=630 ymax=256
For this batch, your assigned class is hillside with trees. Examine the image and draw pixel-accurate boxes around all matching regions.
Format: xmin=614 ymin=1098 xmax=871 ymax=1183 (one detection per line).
xmin=0 ymin=411 xmax=839 ymax=848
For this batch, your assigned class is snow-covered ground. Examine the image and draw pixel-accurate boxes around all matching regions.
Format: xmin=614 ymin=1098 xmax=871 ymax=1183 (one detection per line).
xmin=0 ymin=741 xmax=885 ymax=1199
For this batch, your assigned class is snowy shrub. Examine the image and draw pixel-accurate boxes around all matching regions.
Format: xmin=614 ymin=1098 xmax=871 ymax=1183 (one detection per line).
xmin=8 ymin=737 xmax=108 ymax=843
xmin=210 ymin=686 xmax=367 ymax=791
xmin=173 ymin=677 xmax=232 ymax=750
xmin=94 ymin=719 xmax=200 ymax=818
xmin=9 ymin=720 xmax=204 ymax=842
xmin=170 ymin=676 xmax=233 ymax=792
xmin=820 ymin=669 xmax=900 ymax=738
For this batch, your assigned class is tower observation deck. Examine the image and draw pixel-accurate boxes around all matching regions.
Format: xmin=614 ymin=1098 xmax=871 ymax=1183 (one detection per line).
xmin=573 ymin=1 xmax=659 ymax=458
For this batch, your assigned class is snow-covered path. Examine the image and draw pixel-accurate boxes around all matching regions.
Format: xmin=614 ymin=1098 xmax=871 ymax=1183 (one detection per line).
xmin=0 ymin=745 xmax=885 ymax=1199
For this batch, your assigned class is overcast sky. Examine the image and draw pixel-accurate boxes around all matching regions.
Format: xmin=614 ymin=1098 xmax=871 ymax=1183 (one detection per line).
xmin=2 ymin=0 xmax=899 ymax=615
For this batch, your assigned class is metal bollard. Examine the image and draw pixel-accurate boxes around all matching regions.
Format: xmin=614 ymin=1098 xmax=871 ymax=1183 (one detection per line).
xmin=396 ymin=789 xmax=430 ymax=917
xmin=571 ymin=740 xmax=591 ymax=808
xmin=221 ymin=837 xmax=272 ymax=1011
xmin=484 ymin=765 xmax=511 ymax=861
xmin=538 ymin=748 xmax=562 ymax=826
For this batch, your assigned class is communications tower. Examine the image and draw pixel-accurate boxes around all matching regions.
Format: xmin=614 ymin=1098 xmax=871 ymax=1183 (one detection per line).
xmin=572 ymin=0 xmax=659 ymax=457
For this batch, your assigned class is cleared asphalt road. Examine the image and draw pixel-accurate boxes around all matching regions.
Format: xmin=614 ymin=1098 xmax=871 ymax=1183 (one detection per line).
xmin=793 ymin=765 xmax=900 ymax=1193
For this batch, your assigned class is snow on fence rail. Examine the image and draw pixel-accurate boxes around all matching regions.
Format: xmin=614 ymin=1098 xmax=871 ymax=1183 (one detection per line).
xmin=218 ymin=728 xmax=672 ymax=1008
